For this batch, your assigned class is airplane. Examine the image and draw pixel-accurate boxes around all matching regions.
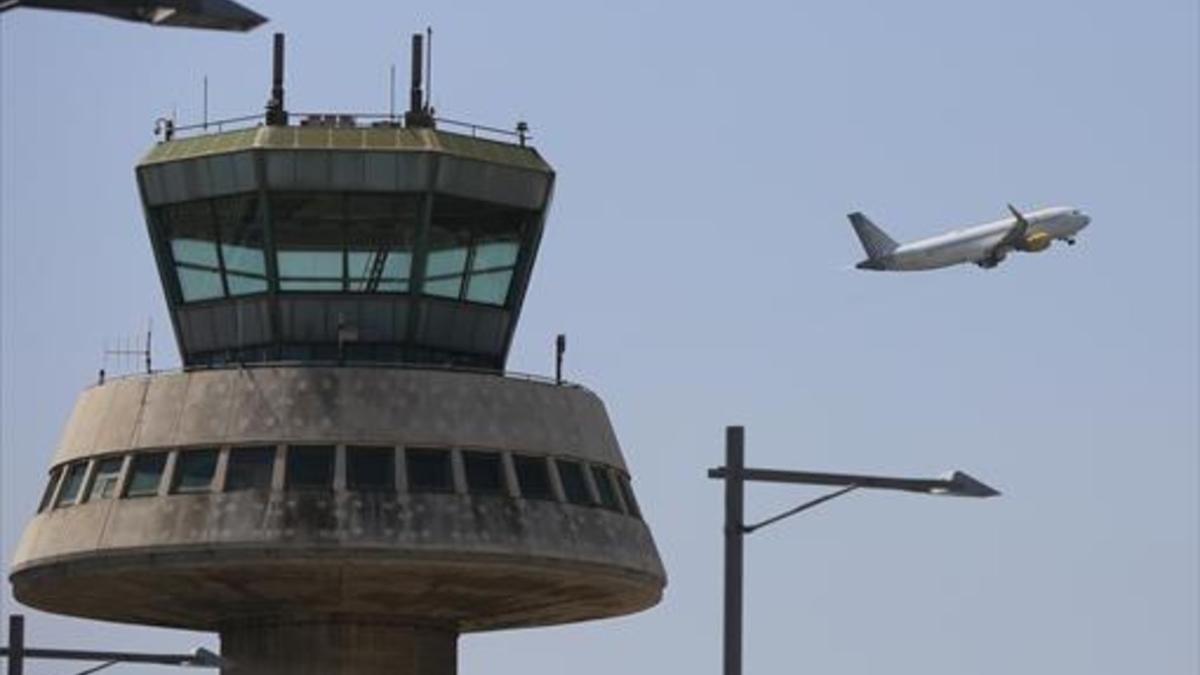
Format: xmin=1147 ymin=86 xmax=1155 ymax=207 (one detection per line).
xmin=0 ymin=0 xmax=266 ymax=31
xmin=849 ymin=204 xmax=1091 ymax=271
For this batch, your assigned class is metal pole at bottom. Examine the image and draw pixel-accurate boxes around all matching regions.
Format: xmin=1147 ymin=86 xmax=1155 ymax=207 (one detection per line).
xmin=7 ymin=615 xmax=24 ymax=675
xmin=723 ymin=426 xmax=744 ymax=675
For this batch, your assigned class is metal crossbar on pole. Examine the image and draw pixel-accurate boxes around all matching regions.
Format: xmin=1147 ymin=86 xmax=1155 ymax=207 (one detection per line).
xmin=2 ymin=614 xmax=220 ymax=672
xmin=711 ymin=425 xmax=999 ymax=675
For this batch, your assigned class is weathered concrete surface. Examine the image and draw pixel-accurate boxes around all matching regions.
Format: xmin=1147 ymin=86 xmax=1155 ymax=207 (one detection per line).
xmin=219 ymin=617 xmax=457 ymax=675
xmin=52 ymin=367 xmax=626 ymax=468
xmin=12 ymin=494 xmax=662 ymax=630
xmin=11 ymin=367 xmax=665 ymax=637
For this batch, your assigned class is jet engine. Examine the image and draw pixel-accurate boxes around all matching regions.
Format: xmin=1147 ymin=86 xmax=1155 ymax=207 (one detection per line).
xmin=1022 ymin=232 xmax=1053 ymax=252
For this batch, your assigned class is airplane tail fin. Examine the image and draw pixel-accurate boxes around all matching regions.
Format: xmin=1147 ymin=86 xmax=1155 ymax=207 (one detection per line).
xmin=847 ymin=212 xmax=899 ymax=260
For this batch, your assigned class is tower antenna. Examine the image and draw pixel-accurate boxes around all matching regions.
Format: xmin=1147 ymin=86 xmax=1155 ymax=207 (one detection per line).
xmin=265 ymin=32 xmax=287 ymax=125
xmin=389 ymin=64 xmax=396 ymax=120
xmin=404 ymin=32 xmax=434 ymax=128
xmin=425 ymin=26 xmax=432 ymax=110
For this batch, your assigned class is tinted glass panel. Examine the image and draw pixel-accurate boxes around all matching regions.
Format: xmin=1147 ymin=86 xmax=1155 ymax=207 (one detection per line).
xmin=227 ymin=272 xmax=269 ymax=295
xmin=126 ymin=453 xmax=167 ymax=497
xmin=471 ymin=241 xmax=520 ymax=270
xmin=215 ymin=195 xmax=267 ymax=297
xmin=174 ymin=448 xmax=218 ymax=492
xmin=172 ymin=238 xmax=219 ymax=266
xmin=273 ymin=192 xmax=421 ymax=294
xmin=38 ymin=467 xmax=62 ymax=513
xmin=617 ymin=475 xmax=642 ymax=519
xmin=158 ymin=196 xmax=268 ymax=302
xmin=57 ymin=462 xmax=89 ymax=506
xmin=591 ymin=466 xmax=621 ymax=511
xmin=225 ymin=446 xmax=276 ymax=491
xmin=514 ymin=455 xmax=554 ymax=501
xmin=177 ymin=267 xmax=224 ymax=302
xmin=463 ymin=451 xmax=504 ymax=495
xmin=160 ymin=201 xmax=224 ymax=302
xmin=274 ymin=193 xmax=345 ymax=291
xmin=406 ymin=448 xmax=452 ymax=492
xmin=287 ymin=445 xmax=335 ymax=490
xmin=425 ymin=196 xmax=530 ymax=305
xmin=347 ymin=446 xmax=394 ymax=491
xmin=57 ymin=462 xmax=90 ymax=506
xmin=423 ymin=275 xmax=463 ymax=299
xmin=88 ymin=457 xmax=124 ymax=501
xmin=345 ymin=194 xmax=419 ymax=293
xmin=426 ymin=247 xmax=468 ymax=277
xmin=555 ymin=459 xmax=591 ymax=506
xmin=465 ymin=269 xmax=513 ymax=305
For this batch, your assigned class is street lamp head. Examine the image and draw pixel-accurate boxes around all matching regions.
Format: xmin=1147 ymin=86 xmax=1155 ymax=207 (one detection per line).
xmin=934 ymin=471 xmax=1001 ymax=498
xmin=188 ymin=647 xmax=225 ymax=668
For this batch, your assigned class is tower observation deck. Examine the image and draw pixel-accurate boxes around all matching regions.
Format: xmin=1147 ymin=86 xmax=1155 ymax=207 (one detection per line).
xmin=9 ymin=34 xmax=665 ymax=675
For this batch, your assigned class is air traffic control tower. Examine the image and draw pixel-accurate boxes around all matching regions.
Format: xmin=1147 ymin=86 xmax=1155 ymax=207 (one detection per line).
xmin=10 ymin=34 xmax=665 ymax=674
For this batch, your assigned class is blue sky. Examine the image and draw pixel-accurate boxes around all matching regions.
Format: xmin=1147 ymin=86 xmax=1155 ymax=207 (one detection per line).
xmin=2 ymin=1 xmax=1197 ymax=673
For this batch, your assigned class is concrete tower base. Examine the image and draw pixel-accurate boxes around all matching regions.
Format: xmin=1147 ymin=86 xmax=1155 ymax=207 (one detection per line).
xmin=220 ymin=617 xmax=457 ymax=675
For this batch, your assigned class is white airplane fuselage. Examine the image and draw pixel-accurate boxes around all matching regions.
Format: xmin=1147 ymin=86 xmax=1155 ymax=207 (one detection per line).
xmin=856 ymin=206 xmax=1091 ymax=271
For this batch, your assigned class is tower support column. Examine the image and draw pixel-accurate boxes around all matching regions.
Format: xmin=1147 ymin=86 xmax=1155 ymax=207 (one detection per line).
xmin=220 ymin=616 xmax=457 ymax=675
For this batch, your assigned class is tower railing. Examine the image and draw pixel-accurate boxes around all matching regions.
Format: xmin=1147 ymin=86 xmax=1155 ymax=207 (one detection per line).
xmin=93 ymin=359 xmax=588 ymax=392
xmin=160 ymin=111 xmax=531 ymax=146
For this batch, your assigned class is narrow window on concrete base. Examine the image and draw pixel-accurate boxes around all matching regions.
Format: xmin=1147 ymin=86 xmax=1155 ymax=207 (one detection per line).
xmin=56 ymin=462 xmax=90 ymax=507
xmin=225 ymin=446 xmax=276 ymax=492
xmin=463 ymin=451 xmax=504 ymax=495
xmin=406 ymin=448 xmax=453 ymax=493
xmin=555 ymin=459 xmax=591 ymax=506
xmin=617 ymin=474 xmax=642 ymax=519
xmin=88 ymin=457 xmax=125 ymax=501
xmin=174 ymin=448 xmax=218 ymax=493
xmin=125 ymin=453 xmax=167 ymax=498
xmin=590 ymin=466 xmax=621 ymax=512
xmin=347 ymin=446 xmax=394 ymax=492
xmin=37 ymin=467 xmax=62 ymax=513
xmin=287 ymin=445 xmax=335 ymax=491
xmin=514 ymin=455 xmax=554 ymax=501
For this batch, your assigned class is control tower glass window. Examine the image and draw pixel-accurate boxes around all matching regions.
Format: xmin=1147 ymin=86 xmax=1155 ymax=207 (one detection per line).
xmin=554 ymin=459 xmax=591 ymax=506
xmin=617 ymin=474 xmax=642 ymax=519
xmin=345 ymin=195 xmax=417 ymax=293
xmin=590 ymin=466 xmax=621 ymax=512
xmin=174 ymin=448 xmax=218 ymax=493
xmin=274 ymin=193 xmax=419 ymax=293
xmin=406 ymin=448 xmax=453 ymax=493
xmin=275 ymin=194 xmax=344 ymax=291
xmin=37 ymin=467 xmax=62 ymax=513
xmin=125 ymin=453 xmax=167 ymax=498
xmin=462 ymin=451 xmax=504 ymax=495
xmin=87 ymin=457 xmax=125 ymax=501
xmin=162 ymin=201 xmax=224 ymax=302
xmin=286 ymin=445 xmax=335 ymax=491
xmin=226 ymin=446 xmax=276 ymax=492
xmin=425 ymin=196 xmax=528 ymax=306
xmin=157 ymin=195 xmax=266 ymax=302
xmin=346 ymin=446 xmax=395 ymax=492
xmin=55 ymin=462 xmax=88 ymax=507
xmin=513 ymin=455 xmax=554 ymax=501
xmin=216 ymin=196 xmax=268 ymax=296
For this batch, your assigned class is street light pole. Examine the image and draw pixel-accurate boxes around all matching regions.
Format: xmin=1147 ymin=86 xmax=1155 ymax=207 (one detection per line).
xmin=1 ymin=615 xmax=221 ymax=673
xmin=712 ymin=425 xmax=999 ymax=675
xmin=723 ymin=426 xmax=744 ymax=675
